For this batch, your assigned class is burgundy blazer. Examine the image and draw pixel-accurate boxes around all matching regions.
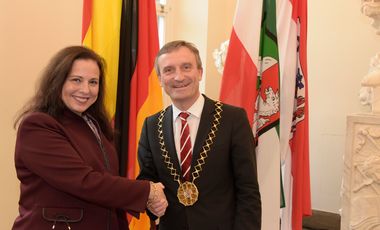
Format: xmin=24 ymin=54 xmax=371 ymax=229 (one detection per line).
xmin=13 ymin=110 xmax=150 ymax=230
xmin=138 ymin=96 xmax=261 ymax=230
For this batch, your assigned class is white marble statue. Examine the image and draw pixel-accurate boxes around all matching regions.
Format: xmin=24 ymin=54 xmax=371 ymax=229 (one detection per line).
xmin=360 ymin=54 xmax=380 ymax=113
xmin=360 ymin=1 xmax=380 ymax=113
xmin=212 ymin=40 xmax=229 ymax=75
xmin=361 ymin=0 xmax=380 ymax=35
xmin=341 ymin=3 xmax=380 ymax=229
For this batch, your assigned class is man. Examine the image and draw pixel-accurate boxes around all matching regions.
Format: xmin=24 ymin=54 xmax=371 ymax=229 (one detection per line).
xmin=137 ymin=40 xmax=261 ymax=230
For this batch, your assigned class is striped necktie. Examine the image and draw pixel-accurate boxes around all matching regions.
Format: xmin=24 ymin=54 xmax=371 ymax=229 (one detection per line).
xmin=179 ymin=112 xmax=192 ymax=181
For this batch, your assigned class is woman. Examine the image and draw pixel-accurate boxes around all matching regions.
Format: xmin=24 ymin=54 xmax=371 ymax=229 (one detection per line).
xmin=12 ymin=46 xmax=167 ymax=229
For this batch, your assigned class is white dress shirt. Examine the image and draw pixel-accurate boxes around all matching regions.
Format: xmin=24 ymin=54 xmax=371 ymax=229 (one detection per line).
xmin=172 ymin=95 xmax=205 ymax=164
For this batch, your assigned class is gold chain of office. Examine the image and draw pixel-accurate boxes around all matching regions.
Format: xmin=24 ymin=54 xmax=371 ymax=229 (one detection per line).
xmin=157 ymin=101 xmax=223 ymax=206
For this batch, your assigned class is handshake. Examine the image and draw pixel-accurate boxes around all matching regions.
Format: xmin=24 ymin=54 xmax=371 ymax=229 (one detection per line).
xmin=147 ymin=182 xmax=168 ymax=217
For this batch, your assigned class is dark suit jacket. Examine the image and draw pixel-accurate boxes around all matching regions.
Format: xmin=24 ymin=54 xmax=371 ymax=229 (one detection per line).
xmin=13 ymin=109 xmax=149 ymax=230
xmin=138 ymin=96 xmax=261 ymax=230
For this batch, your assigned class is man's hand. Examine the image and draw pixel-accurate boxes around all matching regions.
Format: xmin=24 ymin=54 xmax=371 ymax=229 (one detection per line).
xmin=147 ymin=182 xmax=168 ymax=217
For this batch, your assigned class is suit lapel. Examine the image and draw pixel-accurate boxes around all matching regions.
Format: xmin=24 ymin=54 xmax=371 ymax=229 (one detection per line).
xmin=162 ymin=105 xmax=182 ymax=173
xmin=192 ymin=96 xmax=215 ymax=166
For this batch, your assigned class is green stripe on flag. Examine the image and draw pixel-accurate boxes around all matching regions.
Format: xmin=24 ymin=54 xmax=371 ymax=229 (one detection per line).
xmin=258 ymin=0 xmax=285 ymax=209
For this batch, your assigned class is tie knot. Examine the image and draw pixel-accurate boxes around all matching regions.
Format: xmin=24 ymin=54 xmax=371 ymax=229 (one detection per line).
xmin=179 ymin=112 xmax=190 ymax=120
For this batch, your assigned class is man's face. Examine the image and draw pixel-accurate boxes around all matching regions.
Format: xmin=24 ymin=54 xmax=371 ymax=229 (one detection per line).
xmin=157 ymin=46 xmax=202 ymax=110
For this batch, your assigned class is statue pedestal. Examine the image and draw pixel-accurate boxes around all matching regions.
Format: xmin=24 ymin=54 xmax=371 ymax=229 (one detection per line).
xmin=341 ymin=113 xmax=380 ymax=229
xmin=373 ymin=87 xmax=380 ymax=114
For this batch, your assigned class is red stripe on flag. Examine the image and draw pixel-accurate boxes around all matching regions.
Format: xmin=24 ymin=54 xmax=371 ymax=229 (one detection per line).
xmin=127 ymin=0 xmax=159 ymax=179
xmin=290 ymin=115 xmax=311 ymax=228
xmin=290 ymin=0 xmax=311 ymax=228
xmin=220 ymin=29 xmax=258 ymax=126
xmin=297 ymin=0 xmax=308 ymax=76
xmin=82 ymin=0 xmax=92 ymax=42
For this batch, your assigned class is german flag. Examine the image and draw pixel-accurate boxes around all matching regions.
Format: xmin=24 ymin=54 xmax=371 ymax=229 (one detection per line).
xmin=82 ymin=0 xmax=121 ymax=120
xmin=82 ymin=0 xmax=162 ymax=229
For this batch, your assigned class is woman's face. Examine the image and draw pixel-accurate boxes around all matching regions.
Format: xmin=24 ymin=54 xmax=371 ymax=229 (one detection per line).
xmin=61 ymin=59 xmax=100 ymax=115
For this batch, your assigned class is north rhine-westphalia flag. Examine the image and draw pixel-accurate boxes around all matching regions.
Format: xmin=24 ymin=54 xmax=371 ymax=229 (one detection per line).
xmin=219 ymin=0 xmax=311 ymax=229
xmin=82 ymin=1 xmax=163 ymax=229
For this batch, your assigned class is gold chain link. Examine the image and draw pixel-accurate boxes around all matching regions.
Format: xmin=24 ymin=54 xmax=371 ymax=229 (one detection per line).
xmin=157 ymin=101 xmax=223 ymax=184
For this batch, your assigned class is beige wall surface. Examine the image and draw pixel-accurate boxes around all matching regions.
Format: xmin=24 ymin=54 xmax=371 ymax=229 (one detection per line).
xmin=0 ymin=1 xmax=82 ymax=229
xmin=161 ymin=0 xmax=209 ymax=106
xmin=1 ymin=0 xmax=380 ymax=229
xmin=205 ymin=0 xmax=236 ymax=100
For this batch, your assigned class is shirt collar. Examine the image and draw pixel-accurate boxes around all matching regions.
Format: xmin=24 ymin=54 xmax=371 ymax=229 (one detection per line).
xmin=172 ymin=94 xmax=205 ymax=119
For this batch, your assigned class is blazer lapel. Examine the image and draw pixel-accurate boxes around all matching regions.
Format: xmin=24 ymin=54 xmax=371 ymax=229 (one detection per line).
xmin=192 ymin=96 xmax=215 ymax=165
xmin=162 ymin=105 xmax=182 ymax=173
